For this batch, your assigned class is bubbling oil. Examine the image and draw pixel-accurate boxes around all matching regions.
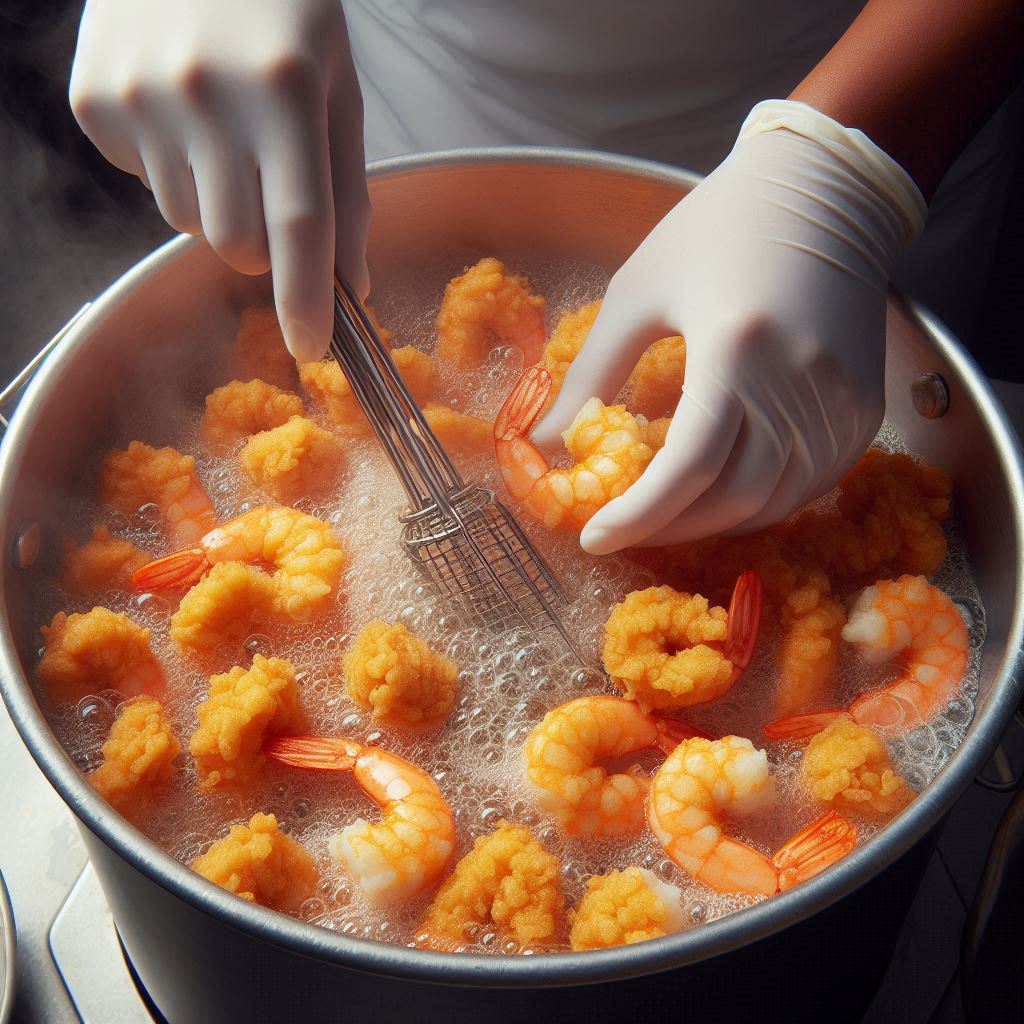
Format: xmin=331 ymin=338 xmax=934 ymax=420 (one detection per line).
xmin=39 ymin=255 xmax=985 ymax=955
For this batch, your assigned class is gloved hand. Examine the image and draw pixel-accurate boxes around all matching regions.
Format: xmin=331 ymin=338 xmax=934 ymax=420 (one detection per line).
xmin=531 ymin=100 xmax=926 ymax=555
xmin=69 ymin=0 xmax=369 ymax=362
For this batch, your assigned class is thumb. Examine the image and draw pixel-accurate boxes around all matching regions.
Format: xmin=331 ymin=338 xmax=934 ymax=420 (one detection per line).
xmin=530 ymin=289 xmax=674 ymax=450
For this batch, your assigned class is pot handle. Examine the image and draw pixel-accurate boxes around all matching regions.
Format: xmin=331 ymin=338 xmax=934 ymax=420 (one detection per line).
xmin=0 ymin=304 xmax=91 ymax=432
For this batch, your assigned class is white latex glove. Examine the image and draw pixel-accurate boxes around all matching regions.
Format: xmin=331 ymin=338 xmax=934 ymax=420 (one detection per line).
xmin=69 ymin=0 xmax=369 ymax=362
xmin=532 ymin=100 xmax=926 ymax=555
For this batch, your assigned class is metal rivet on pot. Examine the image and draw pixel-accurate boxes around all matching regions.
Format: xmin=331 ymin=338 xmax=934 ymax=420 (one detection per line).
xmin=13 ymin=521 xmax=41 ymax=568
xmin=912 ymin=372 xmax=950 ymax=419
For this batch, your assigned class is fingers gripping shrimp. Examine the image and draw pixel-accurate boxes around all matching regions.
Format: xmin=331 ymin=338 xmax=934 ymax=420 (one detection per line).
xmin=495 ymin=367 xmax=654 ymax=532
xmin=602 ymin=573 xmax=763 ymax=711
xmin=436 ymin=257 xmax=546 ymax=369
xmin=265 ymin=736 xmax=455 ymax=905
xmin=101 ymin=441 xmax=217 ymax=547
xmin=766 ymin=575 xmax=969 ymax=735
xmin=522 ymin=696 xmax=706 ymax=837
xmin=648 ymin=736 xmax=856 ymax=896
xmin=132 ymin=506 xmax=345 ymax=623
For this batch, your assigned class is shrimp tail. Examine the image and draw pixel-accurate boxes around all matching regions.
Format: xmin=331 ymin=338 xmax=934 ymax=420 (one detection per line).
xmin=132 ymin=548 xmax=209 ymax=592
xmin=772 ymin=810 xmax=857 ymax=892
xmin=849 ymin=690 xmax=922 ymax=730
xmin=263 ymin=735 xmax=361 ymax=771
xmin=495 ymin=366 xmax=552 ymax=441
xmin=763 ymin=709 xmax=851 ymax=741
xmin=725 ymin=570 xmax=763 ymax=682
xmin=653 ymin=715 xmax=714 ymax=755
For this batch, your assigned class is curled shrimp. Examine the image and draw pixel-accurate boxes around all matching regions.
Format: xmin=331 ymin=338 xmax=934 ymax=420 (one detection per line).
xmin=132 ymin=505 xmax=345 ymax=623
xmin=436 ymin=257 xmax=546 ymax=369
xmin=765 ymin=575 xmax=969 ymax=737
xmin=201 ymin=378 xmax=305 ymax=450
xmin=522 ymin=695 xmax=706 ymax=837
xmin=265 ymin=736 xmax=455 ymax=906
xmin=495 ymin=367 xmax=654 ymax=532
xmin=101 ymin=441 xmax=217 ymax=547
xmin=602 ymin=572 xmax=763 ymax=711
xmin=648 ymin=735 xmax=857 ymax=896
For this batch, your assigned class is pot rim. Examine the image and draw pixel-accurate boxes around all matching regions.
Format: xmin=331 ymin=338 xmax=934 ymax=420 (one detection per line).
xmin=2 ymin=146 xmax=1023 ymax=988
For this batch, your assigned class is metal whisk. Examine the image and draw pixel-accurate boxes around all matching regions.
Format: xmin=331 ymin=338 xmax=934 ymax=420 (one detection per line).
xmin=330 ymin=278 xmax=578 ymax=655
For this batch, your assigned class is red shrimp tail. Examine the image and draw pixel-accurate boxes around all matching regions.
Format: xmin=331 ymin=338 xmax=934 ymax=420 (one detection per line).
xmin=725 ymin=570 xmax=763 ymax=681
xmin=494 ymin=366 xmax=552 ymax=441
xmin=773 ymin=811 xmax=858 ymax=892
xmin=763 ymin=709 xmax=849 ymax=741
xmin=653 ymin=715 xmax=714 ymax=755
xmin=132 ymin=548 xmax=209 ymax=592
xmin=263 ymin=736 xmax=361 ymax=772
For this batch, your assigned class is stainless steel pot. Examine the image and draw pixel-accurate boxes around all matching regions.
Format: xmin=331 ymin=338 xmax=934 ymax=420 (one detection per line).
xmin=1 ymin=150 xmax=1023 ymax=1024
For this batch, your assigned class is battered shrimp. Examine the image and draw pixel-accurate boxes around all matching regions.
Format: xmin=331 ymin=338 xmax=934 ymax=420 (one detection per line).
xmin=189 ymin=655 xmax=307 ymax=791
xmin=422 ymin=404 xmax=493 ymax=458
xmin=240 ymin=415 xmax=346 ymax=503
xmin=190 ymin=811 xmax=318 ymax=911
xmin=495 ymin=367 xmax=654 ymax=532
xmin=344 ymin=620 xmax=458 ymax=730
xmin=101 ymin=441 xmax=217 ymax=547
xmin=540 ymin=300 xmax=601 ymax=407
xmin=569 ymin=867 xmax=685 ymax=951
xmin=436 ymin=257 xmax=546 ymax=369
xmin=265 ymin=736 xmax=456 ymax=905
xmin=229 ymin=308 xmax=298 ymax=390
xmin=648 ymin=736 xmax=857 ymax=896
xmin=201 ymin=378 xmax=304 ymax=449
xmin=627 ymin=334 xmax=686 ymax=421
xmin=602 ymin=573 xmax=763 ymax=711
xmin=60 ymin=525 xmax=150 ymax=595
xmin=418 ymin=820 xmax=565 ymax=951
xmin=522 ymin=696 xmax=701 ymax=837
xmin=299 ymin=346 xmax=437 ymax=436
xmin=766 ymin=575 xmax=969 ymax=735
xmin=37 ymin=607 xmax=165 ymax=706
xmin=133 ymin=506 xmax=345 ymax=624
xmin=88 ymin=695 xmax=181 ymax=822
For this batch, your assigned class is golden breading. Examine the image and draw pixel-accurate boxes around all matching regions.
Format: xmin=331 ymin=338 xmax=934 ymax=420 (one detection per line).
xmin=602 ymin=586 xmax=733 ymax=710
xmin=89 ymin=695 xmax=181 ymax=821
xmin=419 ymin=821 xmax=564 ymax=949
xmin=240 ymin=415 xmax=346 ymax=503
xmin=421 ymin=404 xmax=493 ymax=458
xmin=190 ymin=655 xmax=306 ymax=791
xmin=100 ymin=440 xmax=217 ymax=546
xmin=344 ymin=621 xmax=458 ymax=730
xmin=60 ymin=525 xmax=150 ymax=595
xmin=627 ymin=335 xmax=686 ymax=421
xmin=229 ymin=308 xmax=298 ymax=391
xmin=540 ymin=300 xmax=601 ymax=407
xmin=201 ymin=379 xmax=304 ymax=449
xmin=569 ymin=867 xmax=684 ymax=950
xmin=436 ymin=257 xmax=546 ymax=370
xmin=638 ymin=416 xmax=671 ymax=451
xmin=190 ymin=812 xmax=318 ymax=911
xmin=37 ymin=607 xmax=164 ymax=706
xmin=801 ymin=718 xmax=914 ymax=818
xmin=299 ymin=346 xmax=437 ymax=435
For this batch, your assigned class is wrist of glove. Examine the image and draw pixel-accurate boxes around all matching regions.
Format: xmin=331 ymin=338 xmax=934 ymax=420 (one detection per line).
xmin=531 ymin=99 xmax=927 ymax=554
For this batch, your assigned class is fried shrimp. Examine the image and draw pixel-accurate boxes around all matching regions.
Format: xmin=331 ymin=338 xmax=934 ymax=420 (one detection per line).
xmin=190 ymin=811 xmax=318 ymax=911
xmin=299 ymin=345 xmax=437 ymax=435
xmin=436 ymin=257 xmax=546 ymax=369
xmin=540 ymin=300 xmax=601 ymax=406
xmin=60 ymin=525 xmax=150 ymax=595
xmin=522 ymin=696 xmax=700 ymax=837
xmin=569 ymin=867 xmax=685 ymax=951
xmin=37 ymin=607 xmax=165 ymax=706
xmin=101 ymin=441 xmax=217 ymax=547
xmin=88 ymin=695 xmax=181 ymax=821
xmin=240 ymin=415 xmax=346 ymax=503
xmin=229 ymin=308 xmax=298 ymax=390
xmin=422 ymin=404 xmax=493 ymax=458
xmin=201 ymin=379 xmax=305 ymax=449
xmin=418 ymin=820 xmax=565 ymax=951
xmin=133 ymin=506 xmax=345 ymax=624
xmin=344 ymin=620 xmax=458 ymax=730
xmin=627 ymin=334 xmax=686 ymax=421
xmin=495 ymin=366 xmax=654 ymax=532
xmin=190 ymin=655 xmax=306 ymax=791
xmin=265 ymin=736 xmax=456 ymax=905
xmin=602 ymin=574 xmax=763 ymax=711
xmin=649 ymin=736 xmax=857 ymax=896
